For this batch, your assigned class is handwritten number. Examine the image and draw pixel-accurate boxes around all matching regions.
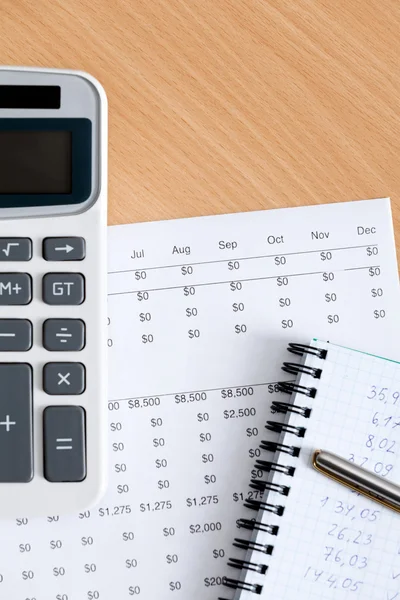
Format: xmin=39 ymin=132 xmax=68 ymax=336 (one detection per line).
xmin=378 ymin=388 xmax=388 ymax=401
xmin=387 ymin=441 xmax=396 ymax=454
xmin=335 ymin=501 xmax=343 ymax=514
xmin=353 ymin=531 xmax=361 ymax=545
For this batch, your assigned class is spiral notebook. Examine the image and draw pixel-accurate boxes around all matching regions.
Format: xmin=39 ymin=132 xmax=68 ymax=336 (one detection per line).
xmin=223 ymin=340 xmax=400 ymax=599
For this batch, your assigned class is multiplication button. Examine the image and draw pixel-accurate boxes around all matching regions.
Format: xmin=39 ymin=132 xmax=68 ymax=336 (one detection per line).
xmin=43 ymin=363 xmax=86 ymax=395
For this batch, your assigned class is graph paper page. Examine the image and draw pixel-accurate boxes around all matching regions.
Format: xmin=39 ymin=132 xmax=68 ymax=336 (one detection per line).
xmin=238 ymin=342 xmax=400 ymax=599
xmin=0 ymin=199 xmax=399 ymax=600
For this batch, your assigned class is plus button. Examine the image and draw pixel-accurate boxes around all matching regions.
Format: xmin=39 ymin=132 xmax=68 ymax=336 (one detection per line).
xmin=0 ymin=415 xmax=16 ymax=432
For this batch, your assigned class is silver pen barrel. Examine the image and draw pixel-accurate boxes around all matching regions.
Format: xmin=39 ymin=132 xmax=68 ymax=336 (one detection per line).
xmin=313 ymin=450 xmax=400 ymax=513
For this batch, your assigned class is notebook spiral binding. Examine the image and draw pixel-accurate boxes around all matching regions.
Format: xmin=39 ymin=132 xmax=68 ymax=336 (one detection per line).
xmin=221 ymin=342 xmax=327 ymax=596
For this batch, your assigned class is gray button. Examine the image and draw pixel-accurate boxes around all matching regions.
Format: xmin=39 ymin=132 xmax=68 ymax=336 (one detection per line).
xmin=43 ymin=405 xmax=86 ymax=482
xmin=0 ymin=238 xmax=32 ymax=261
xmin=43 ymin=273 xmax=85 ymax=305
xmin=0 ymin=273 xmax=32 ymax=305
xmin=0 ymin=320 xmax=32 ymax=351
xmin=43 ymin=237 xmax=85 ymax=261
xmin=0 ymin=364 xmax=33 ymax=482
xmin=43 ymin=319 xmax=85 ymax=352
xmin=43 ymin=362 xmax=85 ymax=395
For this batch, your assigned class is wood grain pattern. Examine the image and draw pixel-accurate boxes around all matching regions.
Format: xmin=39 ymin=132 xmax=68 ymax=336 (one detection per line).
xmin=1 ymin=0 xmax=399 ymax=254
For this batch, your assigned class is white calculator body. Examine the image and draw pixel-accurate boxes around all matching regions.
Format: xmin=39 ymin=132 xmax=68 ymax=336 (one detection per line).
xmin=0 ymin=67 xmax=107 ymax=516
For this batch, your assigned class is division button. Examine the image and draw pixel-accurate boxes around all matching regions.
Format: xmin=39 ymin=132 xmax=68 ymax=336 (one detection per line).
xmin=43 ymin=405 xmax=86 ymax=482
xmin=43 ymin=237 xmax=85 ymax=261
xmin=43 ymin=362 xmax=86 ymax=395
xmin=43 ymin=319 xmax=85 ymax=352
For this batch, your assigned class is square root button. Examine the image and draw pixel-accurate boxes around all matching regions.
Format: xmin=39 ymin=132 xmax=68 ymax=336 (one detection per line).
xmin=0 ymin=238 xmax=32 ymax=261
xmin=43 ymin=363 xmax=86 ymax=395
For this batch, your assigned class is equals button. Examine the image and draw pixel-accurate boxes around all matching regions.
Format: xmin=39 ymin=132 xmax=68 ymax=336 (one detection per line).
xmin=44 ymin=406 xmax=86 ymax=482
xmin=56 ymin=438 xmax=73 ymax=450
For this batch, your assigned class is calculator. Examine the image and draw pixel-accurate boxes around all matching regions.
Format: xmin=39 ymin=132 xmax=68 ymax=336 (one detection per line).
xmin=0 ymin=67 xmax=107 ymax=516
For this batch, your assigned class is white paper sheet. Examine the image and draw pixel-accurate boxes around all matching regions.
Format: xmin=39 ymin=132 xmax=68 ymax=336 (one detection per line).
xmin=1 ymin=198 xmax=399 ymax=600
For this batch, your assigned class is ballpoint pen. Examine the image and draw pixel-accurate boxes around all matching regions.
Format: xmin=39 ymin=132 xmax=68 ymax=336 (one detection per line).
xmin=313 ymin=449 xmax=400 ymax=514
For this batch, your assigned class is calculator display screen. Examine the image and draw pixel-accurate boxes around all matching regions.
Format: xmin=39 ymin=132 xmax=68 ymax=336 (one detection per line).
xmin=0 ymin=130 xmax=72 ymax=194
xmin=0 ymin=118 xmax=92 ymax=209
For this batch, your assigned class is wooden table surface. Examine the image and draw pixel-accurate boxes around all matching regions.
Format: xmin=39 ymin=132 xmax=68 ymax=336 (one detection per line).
xmin=1 ymin=0 xmax=400 ymax=254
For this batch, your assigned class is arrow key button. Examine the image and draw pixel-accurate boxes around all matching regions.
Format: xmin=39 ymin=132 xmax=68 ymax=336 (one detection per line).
xmin=43 ymin=237 xmax=86 ymax=261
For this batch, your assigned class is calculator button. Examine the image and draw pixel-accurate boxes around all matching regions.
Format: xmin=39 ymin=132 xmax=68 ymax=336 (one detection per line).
xmin=0 ymin=238 xmax=32 ymax=261
xmin=0 ymin=319 xmax=32 ymax=351
xmin=43 ymin=406 xmax=86 ymax=482
xmin=43 ymin=273 xmax=85 ymax=305
xmin=43 ymin=362 xmax=86 ymax=395
xmin=43 ymin=319 xmax=85 ymax=352
xmin=0 ymin=364 xmax=33 ymax=482
xmin=43 ymin=237 xmax=86 ymax=261
xmin=0 ymin=273 xmax=32 ymax=305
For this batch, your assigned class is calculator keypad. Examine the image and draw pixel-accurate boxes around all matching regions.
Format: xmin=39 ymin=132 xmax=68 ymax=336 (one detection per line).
xmin=43 ymin=406 xmax=86 ymax=482
xmin=43 ymin=362 xmax=86 ymax=395
xmin=43 ymin=319 xmax=85 ymax=352
xmin=0 ymin=238 xmax=88 ymax=483
xmin=43 ymin=273 xmax=85 ymax=305
xmin=43 ymin=237 xmax=86 ymax=261
xmin=0 ymin=273 xmax=32 ymax=304
xmin=0 ymin=319 xmax=32 ymax=351
xmin=0 ymin=238 xmax=32 ymax=261
xmin=0 ymin=364 xmax=33 ymax=482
